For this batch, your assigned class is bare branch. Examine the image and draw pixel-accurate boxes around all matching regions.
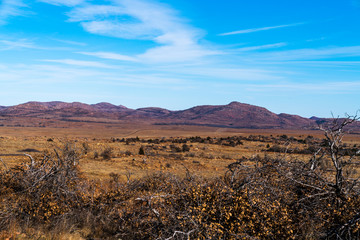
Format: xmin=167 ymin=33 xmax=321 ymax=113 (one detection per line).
xmin=0 ymin=157 xmax=8 ymax=171
xmin=164 ymin=229 xmax=196 ymax=240
xmin=0 ymin=153 xmax=35 ymax=167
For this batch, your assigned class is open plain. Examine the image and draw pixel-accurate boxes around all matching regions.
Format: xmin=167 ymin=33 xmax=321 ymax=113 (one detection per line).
xmin=1 ymin=124 xmax=359 ymax=180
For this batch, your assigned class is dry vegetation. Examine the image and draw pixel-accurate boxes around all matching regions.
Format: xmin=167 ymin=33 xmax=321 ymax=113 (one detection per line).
xmin=0 ymin=118 xmax=360 ymax=239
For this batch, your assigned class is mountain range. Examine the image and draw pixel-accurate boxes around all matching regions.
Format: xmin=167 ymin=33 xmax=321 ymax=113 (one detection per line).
xmin=0 ymin=101 xmax=358 ymax=131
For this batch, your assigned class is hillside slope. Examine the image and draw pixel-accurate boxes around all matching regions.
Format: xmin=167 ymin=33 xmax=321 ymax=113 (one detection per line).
xmin=0 ymin=101 xmax=357 ymax=130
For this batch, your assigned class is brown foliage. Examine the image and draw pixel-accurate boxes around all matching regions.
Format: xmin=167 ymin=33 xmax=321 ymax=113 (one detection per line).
xmin=0 ymin=116 xmax=359 ymax=239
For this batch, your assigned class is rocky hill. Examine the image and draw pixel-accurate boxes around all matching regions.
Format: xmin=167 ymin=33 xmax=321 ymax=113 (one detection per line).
xmin=0 ymin=101 xmax=358 ymax=130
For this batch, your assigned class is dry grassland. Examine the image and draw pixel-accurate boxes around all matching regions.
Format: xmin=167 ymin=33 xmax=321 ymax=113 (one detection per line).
xmin=1 ymin=125 xmax=359 ymax=181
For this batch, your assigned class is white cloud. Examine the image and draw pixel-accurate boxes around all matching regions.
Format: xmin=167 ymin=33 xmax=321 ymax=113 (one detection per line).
xmin=103 ymin=74 xmax=186 ymax=85
xmin=174 ymin=67 xmax=282 ymax=81
xmin=0 ymin=0 xmax=28 ymax=25
xmin=0 ymin=39 xmax=36 ymax=50
xmin=51 ymin=38 xmax=87 ymax=46
xmin=37 ymin=0 xmax=85 ymax=7
xmin=78 ymin=51 xmax=138 ymax=62
xmin=0 ymin=62 xmax=189 ymax=89
xmin=219 ymin=22 xmax=305 ymax=36
xmin=245 ymin=81 xmax=360 ymax=92
xmin=67 ymin=4 xmax=125 ymax=21
xmin=80 ymin=20 xmax=159 ymax=40
xmin=234 ymin=43 xmax=287 ymax=52
xmin=257 ymin=46 xmax=360 ymax=61
xmin=0 ymin=63 xmax=112 ymax=87
xmin=42 ymin=59 xmax=115 ymax=68
xmin=305 ymin=37 xmax=326 ymax=42
xmin=139 ymin=45 xmax=219 ymax=63
xmin=289 ymin=61 xmax=360 ymax=66
xmin=0 ymin=38 xmax=73 ymax=51
xmin=60 ymin=0 xmax=218 ymax=63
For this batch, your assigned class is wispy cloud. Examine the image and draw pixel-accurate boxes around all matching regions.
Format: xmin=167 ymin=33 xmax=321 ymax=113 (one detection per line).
xmin=179 ymin=67 xmax=282 ymax=81
xmin=0 ymin=63 xmax=112 ymax=86
xmin=0 ymin=0 xmax=28 ymax=25
xmin=56 ymin=0 xmax=219 ymax=63
xmin=79 ymin=20 xmax=158 ymax=40
xmin=0 ymin=62 xmax=189 ymax=88
xmin=37 ymin=0 xmax=85 ymax=7
xmin=306 ymin=37 xmax=326 ymax=42
xmin=67 ymin=4 xmax=125 ymax=22
xmin=0 ymin=39 xmax=40 ymax=50
xmin=287 ymin=61 xmax=360 ymax=66
xmin=51 ymin=38 xmax=87 ymax=46
xmin=255 ymin=45 xmax=360 ymax=61
xmin=42 ymin=59 xmax=115 ymax=68
xmin=0 ymin=38 xmax=72 ymax=51
xmin=234 ymin=42 xmax=287 ymax=52
xmin=78 ymin=51 xmax=138 ymax=62
xmin=219 ymin=22 xmax=305 ymax=36
xmin=245 ymin=81 xmax=360 ymax=92
xmin=103 ymin=74 xmax=187 ymax=86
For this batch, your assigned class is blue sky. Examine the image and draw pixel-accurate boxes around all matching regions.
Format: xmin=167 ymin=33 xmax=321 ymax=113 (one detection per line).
xmin=0 ymin=0 xmax=359 ymax=117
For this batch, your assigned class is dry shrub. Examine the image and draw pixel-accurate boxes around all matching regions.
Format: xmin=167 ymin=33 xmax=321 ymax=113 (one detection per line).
xmin=139 ymin=146 xmax=145 ymax=155
xmin=0 ymin=143 xmax=86 ymax=234
xmin=82 ymin=142 xmax=90 ymax=154
xmin=124 ymin=150 xmax=132 ymax=156
xmin=100 ymin=147 xmax=112 ymax=160
xmin=0 ymin=116 xmax=359 ymax=239
xmin=0 ymin=152 xmax=359 ymax=239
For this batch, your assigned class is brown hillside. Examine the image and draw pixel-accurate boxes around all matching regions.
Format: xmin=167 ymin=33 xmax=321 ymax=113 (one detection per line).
xmin=0 ymin=101 xmax=358 ymax=131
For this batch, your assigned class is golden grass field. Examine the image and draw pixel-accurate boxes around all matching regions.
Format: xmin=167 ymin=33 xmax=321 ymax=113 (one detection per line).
xmin=1 ymin=125 xmax=359 ymax=182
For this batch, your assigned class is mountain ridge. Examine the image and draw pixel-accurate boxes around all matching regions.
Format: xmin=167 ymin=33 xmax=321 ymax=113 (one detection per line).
xmin=0 ymin=101 xmax=358 ymax=130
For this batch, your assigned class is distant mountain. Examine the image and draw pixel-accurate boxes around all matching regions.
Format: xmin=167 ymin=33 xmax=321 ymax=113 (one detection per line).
xmin=0 ymin=101 xmax=358 ymax=130
xmin=92 ymin=102 xmax=128 ymax=112
xmin=0 ymin=101 xmax=133 ymax=119
xmin=166 ymin=102 xmax=313 ymax=129
xmin=309 ymin=116 xmax=360 ymax=132
xmin=137 ymin=107 xmax=172 ymax=117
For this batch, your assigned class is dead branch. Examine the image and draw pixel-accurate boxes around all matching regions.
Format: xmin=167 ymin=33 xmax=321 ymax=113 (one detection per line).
xmin=163 ymin=229 xmax=196 ymax=240
xmin=0 ymin=157 xmax=8 ymax=170
xmin=0 ymin=153 xmax=35 ymax=167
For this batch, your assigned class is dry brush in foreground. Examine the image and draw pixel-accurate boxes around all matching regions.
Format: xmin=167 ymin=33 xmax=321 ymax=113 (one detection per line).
xmin=0 ymin=116 xmax=359 ymax=239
